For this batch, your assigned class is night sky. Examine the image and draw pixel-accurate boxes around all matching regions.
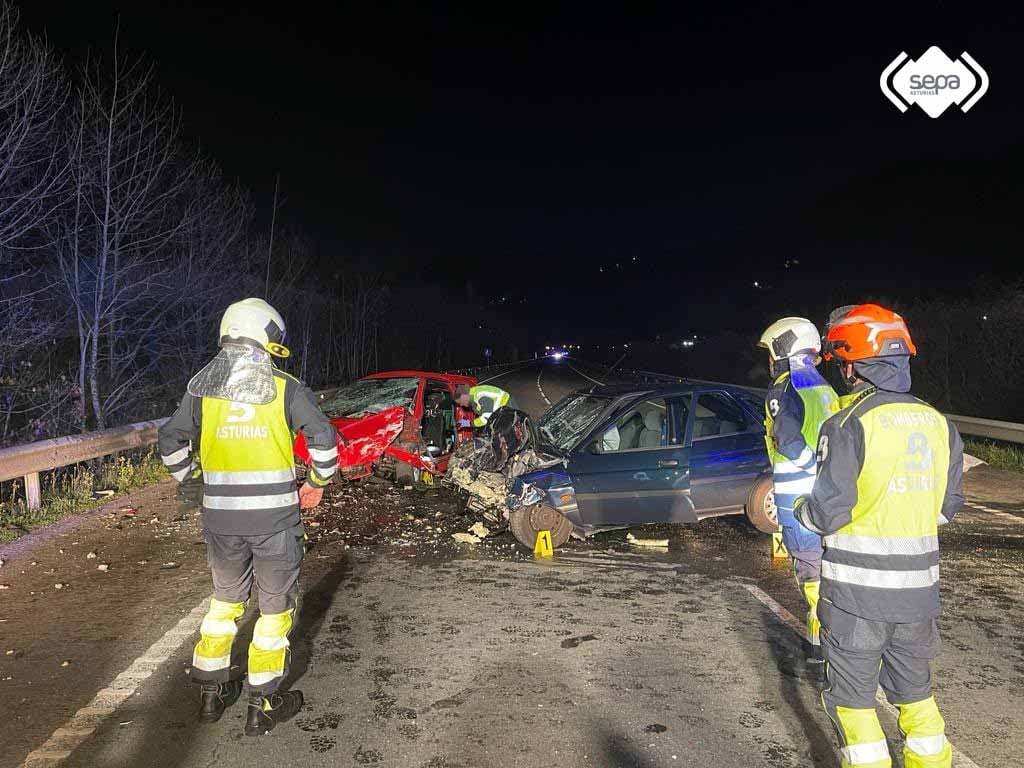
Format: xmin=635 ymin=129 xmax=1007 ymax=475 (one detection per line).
xmin=21 ymin=3 xmax=1022 ymax=347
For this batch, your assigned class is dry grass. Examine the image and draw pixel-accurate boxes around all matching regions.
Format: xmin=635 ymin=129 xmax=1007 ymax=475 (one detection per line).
xmin=0 ymin=450 xmax=167 ymax=542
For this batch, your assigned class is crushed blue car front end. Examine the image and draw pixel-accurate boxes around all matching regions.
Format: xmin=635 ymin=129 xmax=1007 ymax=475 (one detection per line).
xmin=508 ymin=466 xmax=583 ymax=528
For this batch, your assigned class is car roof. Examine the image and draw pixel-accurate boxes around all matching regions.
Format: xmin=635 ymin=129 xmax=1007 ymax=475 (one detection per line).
xmin=578 ymin=379 xmax=761 ymax=399
xmin=362 ymin=370 xmax=476 ymax=385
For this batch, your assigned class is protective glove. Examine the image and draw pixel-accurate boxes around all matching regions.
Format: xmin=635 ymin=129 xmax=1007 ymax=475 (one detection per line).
xmin=176 ymin=469 xmax=203 ymax=512
xmin=793 ymin=495 xmax=823 ymax=535
xmin=298 ymin=482 xmax=324 ymax=509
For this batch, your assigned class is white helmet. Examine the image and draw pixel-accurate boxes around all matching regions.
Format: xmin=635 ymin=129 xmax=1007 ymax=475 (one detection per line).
xmin=219 ymin=298 xmax=290 ymax=358
xmin=758 ymin=317 xmax=821 ymax=362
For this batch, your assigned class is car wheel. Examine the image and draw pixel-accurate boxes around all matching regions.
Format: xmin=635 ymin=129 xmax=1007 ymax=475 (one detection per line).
xmin=745 ymin=475 xmax=778 ymax=534
xmin=509 ymin=504 xmax=574 ymax=550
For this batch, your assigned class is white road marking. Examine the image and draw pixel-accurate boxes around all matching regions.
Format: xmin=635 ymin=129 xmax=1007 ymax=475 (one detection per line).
xmin=964 ymin=501 xmax=1021 ymax=524
xmin=20 ymin=596 xmax=211 ymax=768
xmin=742 ymin=584 xmax=982 ymax=768
xmin=568 ymin=362 xmax=604 ymax=386
xmin=477 ymin=361 xmax=535 ymax=384
xmin=536 ymin=370 xmax=551 ymax=405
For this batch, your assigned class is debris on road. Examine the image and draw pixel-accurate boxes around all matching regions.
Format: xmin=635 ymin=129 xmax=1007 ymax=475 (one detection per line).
xmin=53 ymin=583 xmax=65 ymax=590
xmin=469 ymin=522 xmax=491 ymax=539
xmin=627 ymin=533 xmax=669 ymax=548
xmin=561 ymin=634 xmax=598 ymax=648
xmin=964 ymin=453 xmax=985 ymax=472
xmin=452 ymin=532 xmax=481 ymax=544
xmin=97 ymin=564 xmax=109 ymax=572
xmin=86 ymin=551 xmax=97 ymax=559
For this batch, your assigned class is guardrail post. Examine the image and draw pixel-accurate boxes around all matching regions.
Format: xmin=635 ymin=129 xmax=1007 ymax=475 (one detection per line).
xmin=25 ymin=472 xmax=41 ymax=510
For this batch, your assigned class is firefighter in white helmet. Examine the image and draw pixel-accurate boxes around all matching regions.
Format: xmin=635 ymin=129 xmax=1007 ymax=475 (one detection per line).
xmin=757 ymin=317 xmax=838 ymax=674
xmin=158 ymin=298 xmax=338 ymax=735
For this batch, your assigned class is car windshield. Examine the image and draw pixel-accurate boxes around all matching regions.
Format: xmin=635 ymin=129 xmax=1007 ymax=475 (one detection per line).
xmin=320 ymin=377 xmax=419 ymax=418
xmin=537 ymin=394 xmax=611 ymax=453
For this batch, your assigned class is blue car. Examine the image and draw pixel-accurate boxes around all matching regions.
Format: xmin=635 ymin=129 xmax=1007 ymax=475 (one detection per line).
xmin=500 ymin=382 xmax=777 ymax=549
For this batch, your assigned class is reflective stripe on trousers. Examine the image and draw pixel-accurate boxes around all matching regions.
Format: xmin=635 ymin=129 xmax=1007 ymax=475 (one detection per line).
xmin=899 ymin=697 xmax=951 ymax=768
xmin=829 ymin=706 xmax=891 ymax=768
xmin=247 ymin=609 xmax=294 ymax=693
xmin=802 ymin=580 xmax=821 ymax=646
xmin=192 ymin=598 xmax=245 ymax=682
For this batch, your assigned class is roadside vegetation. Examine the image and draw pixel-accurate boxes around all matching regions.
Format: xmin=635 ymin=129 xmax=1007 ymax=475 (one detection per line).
xmin=0 ymin=451 xmax=167 ymax=543
xmin=964 ymin=439 xmax=1024 ymax=474
xmin=0 ymin=2 xmax=514 ymax=453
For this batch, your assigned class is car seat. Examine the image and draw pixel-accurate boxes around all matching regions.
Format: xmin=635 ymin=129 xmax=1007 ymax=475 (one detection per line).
xmin=421 ymin=389 xmax=453 ymax=451
xmin=694 ymin=402 xmax=739 ymax=438
xmin=638 ymin=409 xmax=665 ymax=448
xmin=616 ymin=412 xmax=644 ymax=450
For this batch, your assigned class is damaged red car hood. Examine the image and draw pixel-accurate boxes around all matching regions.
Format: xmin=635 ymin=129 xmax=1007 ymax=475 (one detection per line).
xmin=294 ymin=406 xmax=406 ymax=471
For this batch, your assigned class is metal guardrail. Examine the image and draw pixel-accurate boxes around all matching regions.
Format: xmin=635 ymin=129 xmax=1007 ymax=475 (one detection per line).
xmin=944 ymin=414 xmax=1024 ymax=444
xmin=0 ymin=419 xmax=170 ymax=509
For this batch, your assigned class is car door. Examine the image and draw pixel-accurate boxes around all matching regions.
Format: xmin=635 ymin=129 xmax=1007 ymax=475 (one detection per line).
xmin=570 ymin=395 xmax=696 ymax=525
xmin=687 ymin=390 xmax=767 ymax=515
xmin=421 ymin=378 xmax=457 ymax=456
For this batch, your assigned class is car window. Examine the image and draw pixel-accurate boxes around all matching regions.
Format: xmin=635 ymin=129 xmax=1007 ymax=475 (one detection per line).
xmin=320 ymin=377 xmax=420 ymax=418
xmin=733 ymin=389 xmax=765 ymax=419
xmin=597 ymin=398 xmax=677 ymax=452
xmin=693 ymin=392 xmax=751 ymax=439
xmin=538 ymin=394 xmax=612 ymax=453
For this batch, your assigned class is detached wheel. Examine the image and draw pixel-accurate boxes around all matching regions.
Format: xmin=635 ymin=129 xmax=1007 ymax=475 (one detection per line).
xmin=745 ymin=475 xmax=778 ymax=534
xmin=509 ymin=504 xmax=573 ymax=550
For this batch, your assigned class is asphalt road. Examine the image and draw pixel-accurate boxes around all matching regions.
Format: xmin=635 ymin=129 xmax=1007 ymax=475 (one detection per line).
xmin=2 ymin=357 xmax=1022 ymax=768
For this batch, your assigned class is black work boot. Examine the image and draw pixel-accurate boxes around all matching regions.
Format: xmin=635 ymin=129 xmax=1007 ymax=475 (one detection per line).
xmin=199 ymin=680 xmax=243 ymax=723
xmin=244 ymin=691 xmax=305 ymax=736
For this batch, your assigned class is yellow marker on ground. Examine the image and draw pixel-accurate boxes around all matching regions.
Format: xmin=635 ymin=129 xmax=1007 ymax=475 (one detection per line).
xmin=772 ymin=528 xmax=788 ymax=558
xmin=534 ymin=530 xmax=553 ymax=557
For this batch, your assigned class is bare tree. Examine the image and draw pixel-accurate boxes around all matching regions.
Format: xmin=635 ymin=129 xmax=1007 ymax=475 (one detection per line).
xmin=56 ymin=41 xmax=199 ymax=428
xmin=0 ymin=2 xmax=69 ymax=248
xmin=0 ymin=3 xmax=71 ymax=443
xmin=154 ymin=159 xmax=253 ymax=398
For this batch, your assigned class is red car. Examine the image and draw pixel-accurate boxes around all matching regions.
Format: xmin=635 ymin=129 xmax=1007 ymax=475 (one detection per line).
xmin=294 ymin=370 xmax=478 ymax=488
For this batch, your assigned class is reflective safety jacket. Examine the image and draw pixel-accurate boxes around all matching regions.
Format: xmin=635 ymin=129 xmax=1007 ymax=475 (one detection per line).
xmin=764 ymin=369 xmax=839 ymax=502
xmin=796 ymin=388 xmax=964 ymax=623
xmin=469 ymin=385 xmax=511 ymax=427
xmin=158 ymin=369 xmax=338 ymax=535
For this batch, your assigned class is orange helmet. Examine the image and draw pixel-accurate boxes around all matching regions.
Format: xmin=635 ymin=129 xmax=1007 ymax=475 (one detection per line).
xmin=823 ymin=304 xmax=916 ymax=362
